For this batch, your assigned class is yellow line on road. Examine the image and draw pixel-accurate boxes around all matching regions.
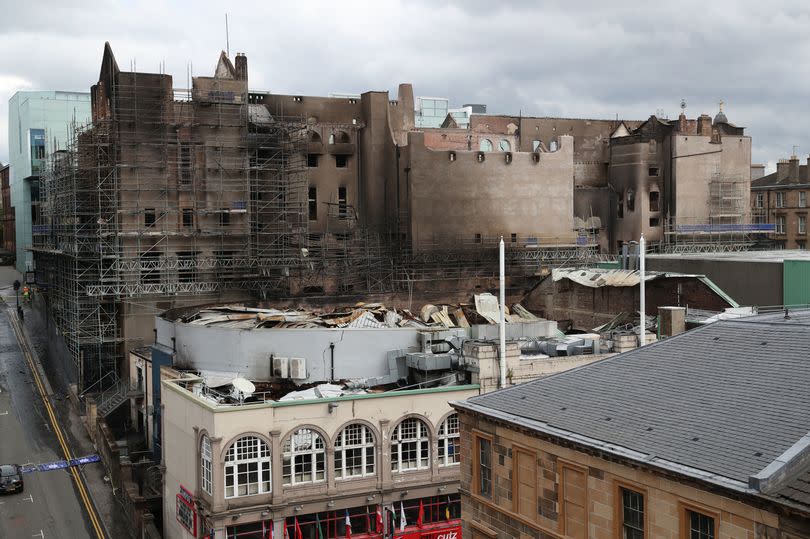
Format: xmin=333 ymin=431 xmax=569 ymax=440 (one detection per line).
xmin=7 ymin=310 xmax=107 ymax=539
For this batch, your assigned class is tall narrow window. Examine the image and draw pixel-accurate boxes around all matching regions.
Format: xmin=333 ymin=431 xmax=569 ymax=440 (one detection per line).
xmin=777 ymin=192 xmax=786 ymax=208
xmin=201 ymin=435 xmax=213 ymax=495
xmin=335 ymin=155 xmax=348 ymax=168
xmin=144 ymin=208 xmax=156 ymax=228
xmin=308 ymin=187 xmax=317 ymax=221
xmin=499 ymin=139 xmax=511 ymax=152
xmin=220 ymin=208 xmax=230 ymax=227
xmin=437 ymin=414 xmax=460 ymax=466
xmin=391 ymin=418 xmax=430 ymax=472
xmin=755 ymin=193 xmax=764 ymax=208
xmin=476 ymin=436 xmax=492 ymax=498
xmin=686 ymin=510 xmax=715 ymax=539
xmin=334 ymin=423 xmax=375 ymax=479
xmin=513 ymin=448 xmax=536 ymax=520
xmin=649 ymin=191 xmax=660 ymax=212
xmin=620 ymin=487 xmax=644 ymax=539
xmin=182 ymin=208 xmax=193 ymax=228
xmin=177 ymin=251 xmax=197 ymax=283
xmin=282 ymin=428 xmax=326 ymax=485
xmin=801 ymin=191 xmax=807 ymax=208
xmin=561 ymin=464 xmax=587 ymax=539
xmin=224 ymin=436 xmax=271 ymax=498
xmin=799 ymin=215 xmax=806 ymax=235
xmin=338 ymin=187 xmax=348 ymax=219
xmin=178 ymin=143 xmax=192 ymax=187
xmin=307 ymin=154 xmax=318 ymax=168
xmin=777 ymin=216 xmax=786 ymax=234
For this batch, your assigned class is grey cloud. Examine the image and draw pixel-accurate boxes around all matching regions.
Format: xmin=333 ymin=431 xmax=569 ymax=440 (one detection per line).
xmin=3 ymin=1 xmax=810 ymax=168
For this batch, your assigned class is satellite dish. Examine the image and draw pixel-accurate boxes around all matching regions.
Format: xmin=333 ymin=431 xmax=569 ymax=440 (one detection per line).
xmin=231 ymin=377 xmax=255 ymax=400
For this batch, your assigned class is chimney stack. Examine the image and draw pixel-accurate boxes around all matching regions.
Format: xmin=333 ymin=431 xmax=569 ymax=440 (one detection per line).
xmin=789 ymin=155 xmax=800 ymax=183
xmin=777 ymin=159 xmax=790 ymax=181
xmin=235 ymin=53 xmax=248 ymax=81
xmin=697 ymin=114 xmax=712 ymax=135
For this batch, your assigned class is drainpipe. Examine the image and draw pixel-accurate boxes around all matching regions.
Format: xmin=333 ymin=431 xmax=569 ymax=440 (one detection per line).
xmin=639 ymin=233 xmax=646 ymax=347
xmin=330 ymin=342 xmax=335 ymax=383
xmin=499 ymin=237 xmax=507 ymax=387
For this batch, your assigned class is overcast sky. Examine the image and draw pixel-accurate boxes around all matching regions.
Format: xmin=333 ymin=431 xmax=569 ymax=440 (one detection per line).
xmin=3 ymin=0 xmax=810 ymax=171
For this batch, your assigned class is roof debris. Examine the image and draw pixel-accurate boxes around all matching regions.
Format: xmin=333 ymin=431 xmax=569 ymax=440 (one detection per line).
xmin=177 ymin=298 xmax=540 ymax=330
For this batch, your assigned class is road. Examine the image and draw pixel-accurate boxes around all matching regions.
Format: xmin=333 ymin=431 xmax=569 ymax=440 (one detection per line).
xmin=0 ymin=269 xmax=97 ymax=539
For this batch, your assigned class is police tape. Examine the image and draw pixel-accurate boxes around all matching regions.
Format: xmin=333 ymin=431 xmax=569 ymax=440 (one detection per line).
xmin=20 ymin=454 xmax=101 ymax=474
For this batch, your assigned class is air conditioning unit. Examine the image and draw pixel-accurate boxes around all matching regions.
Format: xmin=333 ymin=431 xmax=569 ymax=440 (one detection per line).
xmin=272 ymin=357 xmax=289 ymax=378
xmin=289 ymin=358 xmax=307 ymax=380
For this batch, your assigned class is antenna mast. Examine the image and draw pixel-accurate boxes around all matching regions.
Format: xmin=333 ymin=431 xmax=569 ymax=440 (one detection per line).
xmin=225 ymin=13 xmax=230 ymax=57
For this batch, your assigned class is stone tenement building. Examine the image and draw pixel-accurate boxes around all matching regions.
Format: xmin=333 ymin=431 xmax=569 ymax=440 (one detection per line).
xmin=453 ymin=311 xmax=810 ymax=539
xmin=751 ymin=154 xmax=810 ymax=249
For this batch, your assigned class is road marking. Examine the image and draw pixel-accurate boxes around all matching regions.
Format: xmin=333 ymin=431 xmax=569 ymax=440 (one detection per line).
xmin=7 ymin=311 xmax=106 ymax=538
xmin=23 ymin=494 xmax=33 ymax=503
xmin=33 ymin=530 xmax=44 ymax=538
xmin=0 ymin=411 xmax=8 ymax=416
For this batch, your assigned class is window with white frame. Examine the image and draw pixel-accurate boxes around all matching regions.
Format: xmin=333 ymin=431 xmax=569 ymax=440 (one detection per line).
xmin=776 ymin=216 xmax=786 ymax=234
xmin=224 ymin=436 xmax=272 ymax=498
xmin=800 ymin=215 xmax=806 ymax=235
xmin=777 ymin=191 xmax=786 ymax=208
xmin=437 ymin=414 xmax=460 ymax=466
xmin=391 ymin=418 xmax=430 ymax=472
xmin=334 ymin=423 xmax=375 ymax=479
xmin=755 ymin=193 xmax=764 ymax=208
xmin=801 ymin=191 xmax=807 ymax=208
xmin=282 ymin=428 xmax=326 ymax=485
xmin=201 ymin=435 xmax=213 ymax=495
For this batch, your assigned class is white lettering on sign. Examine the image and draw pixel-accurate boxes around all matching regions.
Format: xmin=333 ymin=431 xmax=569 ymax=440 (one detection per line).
xmin=436 ymin=533 xmax=458 ymax=539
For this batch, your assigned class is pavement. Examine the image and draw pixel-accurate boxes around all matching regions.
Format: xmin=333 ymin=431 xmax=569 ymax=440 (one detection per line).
xmin=0 ymin=265 xmax=129 ymax=539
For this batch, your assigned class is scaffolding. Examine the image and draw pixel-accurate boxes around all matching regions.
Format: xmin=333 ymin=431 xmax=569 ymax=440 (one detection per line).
xmin=33 ymin=62 xmax=599 ymax=392
xmin=33 ymin=69 xmax=308 ymax=390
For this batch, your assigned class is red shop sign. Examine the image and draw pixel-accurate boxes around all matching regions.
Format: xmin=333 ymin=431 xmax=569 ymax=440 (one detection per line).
xmin=397 ymin=523 xmax=461 ymax=539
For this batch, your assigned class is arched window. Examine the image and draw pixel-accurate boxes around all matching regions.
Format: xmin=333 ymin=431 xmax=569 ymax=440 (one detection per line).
xmin=391 ymin=418 xmax=430 ymax=472
xmin=224 ymin=435 xmax=271 ymax=498
xmin=335 ymin=423 xmax=376 ymax=479
xmin=283 ymin=428 xmax=326 ymax=485
xmin=499 ymin=139 xmax=511 ymax=152
xmin=336 ymin=131 xmax=351 ymax=143
xmin=308 ymin=130 xmax=321 ymax=143
xmin=328 ymin=134 xmax=335 ymax=144
xmin=201 ymin=434 xmax=213 ymax=495
xmin=479 ymin=139 xmax=493 ymax=152
xmin=437 ymin=414 xmax=460 ymax=467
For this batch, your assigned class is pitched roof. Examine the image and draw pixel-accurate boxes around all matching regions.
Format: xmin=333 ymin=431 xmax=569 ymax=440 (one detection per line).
xmin=461 ymin=314 xmax=810 ymax=496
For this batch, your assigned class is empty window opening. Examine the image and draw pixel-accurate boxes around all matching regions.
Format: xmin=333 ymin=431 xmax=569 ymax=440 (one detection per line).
xmin=182 ymin=208 xmax=193 ymax=228
xmin=308 ymin=187 xmax=317 ymax=221
xmin=144 ymin=208 xmax=156 ymax=228
xmin=649 ymin=217 xmax=661 ymax=227
xmin=505 ymin=153 xmax=512 ymax=164
xmin=178 ymin=143 xmax=192 ymax=187
xmin=618 ymin=201 xmax=624 ymax=218
xmin=140 ymin=251 xmax=160 ymax=284
xmin=307 ymin=154 xmax=318 ymax=168
xmin=510 ymin=233 xmax=517 ymax=243
xmin=474 ymin=233 xmax=482 ymax=244
xmin=549 ymin=140 xmax=558 ymax=151
xmin=648 ymin=167 xmax=660 ymax=177
xmin=220 ymin=208 xmax=230 ymax=227
xmin=338 ymin=187 xmax=347 ymax=219
xmin=626 ymin=188 xmax=635 ymax=212
xmin=479 ymin=139 xmax=493 ymax=152
xmin=649 ymin=191 xmax=660 ymax=212
xmin=499 ymin=139 xmax=511 ymax=152
xmin=177 ymin=251 xmax=197 ymax=283
xmin=308 ymin=131 xmax=321 ymax=143
xmin=448 ymin=151 xmax=456 ymax=162
xmin=335 ymin=155 xmax=348 ymax=168
xmin=532 ymin=140 xmax=541 ymax=151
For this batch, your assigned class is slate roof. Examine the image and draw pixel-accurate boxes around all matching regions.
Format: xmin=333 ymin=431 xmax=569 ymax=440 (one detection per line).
xmin=463 ymin=315 xmax=810 ymax=488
